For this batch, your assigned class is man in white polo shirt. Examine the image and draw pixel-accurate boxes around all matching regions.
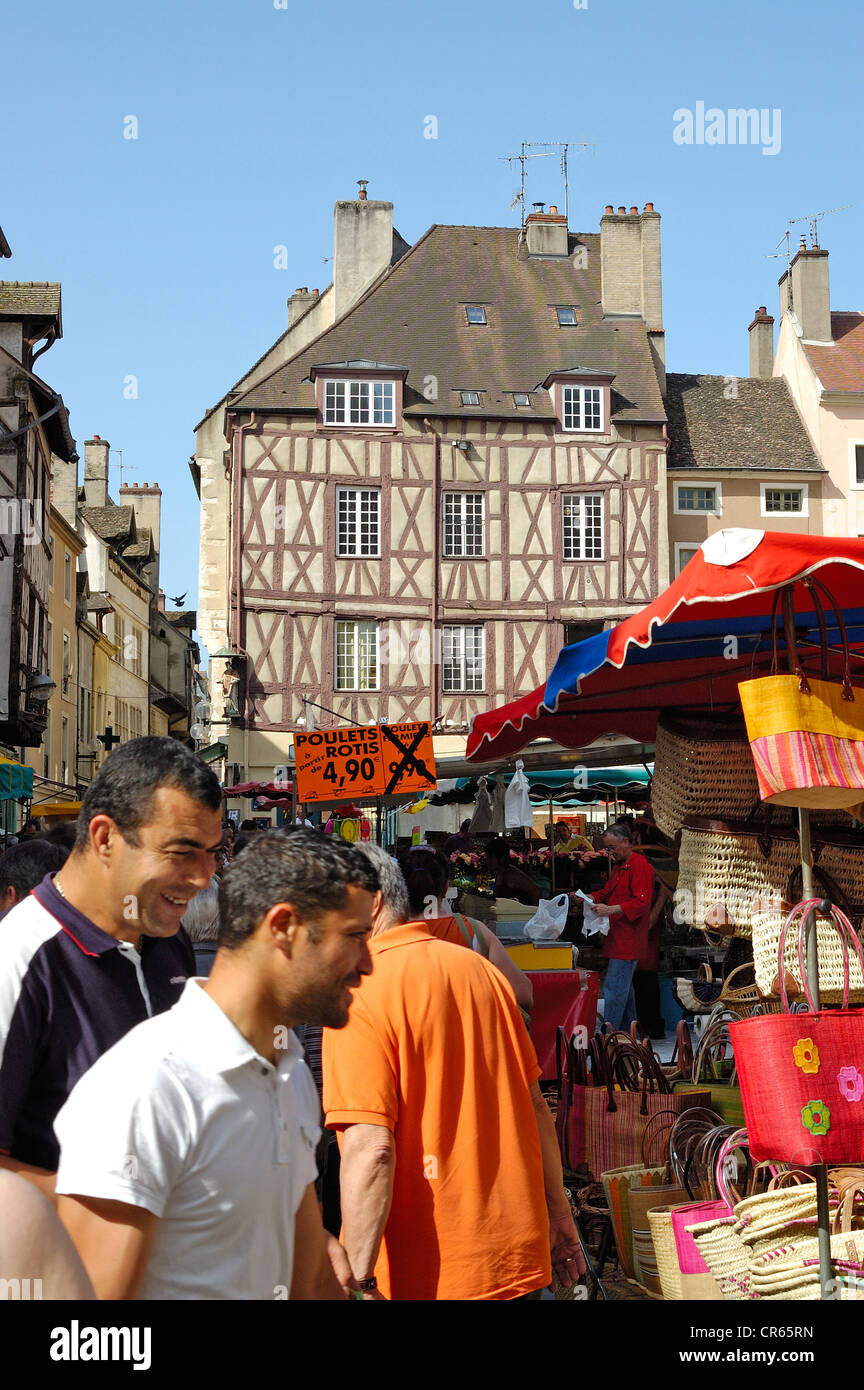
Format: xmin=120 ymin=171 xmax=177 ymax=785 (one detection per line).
xmin=53 ymin=830 xmax=378 ymax=1300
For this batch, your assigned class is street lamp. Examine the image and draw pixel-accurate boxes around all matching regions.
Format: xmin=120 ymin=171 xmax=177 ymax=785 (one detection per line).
xmin=28 ymin=674 xmax=56 ymax=703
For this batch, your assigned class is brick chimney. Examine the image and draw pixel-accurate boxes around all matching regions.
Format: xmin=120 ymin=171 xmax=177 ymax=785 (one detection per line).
xmin=525 ymin=203 xmax=569 ymax=258
xmin=119 ymin=481 xmax=162 ymax=553
xmin=779 ymin=239 xmax=832 ymax=344
xmin=333 ymin=184 xmax=408 ymax=319
xmin=749 ymin=306 xmax=775 ymax=379
xmin=83 ymin=436 xmax=110 ymax=508
xmin=287 ymin=286 xmax=318 ymax=327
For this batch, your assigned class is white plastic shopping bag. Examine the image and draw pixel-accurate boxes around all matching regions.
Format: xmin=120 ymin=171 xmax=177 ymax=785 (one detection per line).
xmin=505 ymin=759 xmax=533 ymax=829
xmin=524 ymin=894 xmax=570 ymax=940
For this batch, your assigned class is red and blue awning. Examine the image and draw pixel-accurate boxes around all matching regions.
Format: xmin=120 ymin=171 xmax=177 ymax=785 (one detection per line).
xmin=466 ymin=530 xmax=864 ymax=762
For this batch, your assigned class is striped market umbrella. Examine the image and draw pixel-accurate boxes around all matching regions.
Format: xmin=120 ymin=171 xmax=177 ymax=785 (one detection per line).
xmin=467 ymin=530 xmax=864 ymax=762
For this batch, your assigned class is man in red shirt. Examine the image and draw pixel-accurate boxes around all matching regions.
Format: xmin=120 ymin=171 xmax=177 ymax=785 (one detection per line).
xmin=583 ymin=824 xmax=655 ymax=1032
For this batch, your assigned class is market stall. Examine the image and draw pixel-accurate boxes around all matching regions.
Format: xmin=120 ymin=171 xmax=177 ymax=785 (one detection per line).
xmin=468 ymin=530 xmax=864 ymax=1300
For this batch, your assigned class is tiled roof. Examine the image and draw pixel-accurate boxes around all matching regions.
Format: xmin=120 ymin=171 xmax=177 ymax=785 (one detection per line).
xmin=231 ymin=225 xmax=666 ymax=423
xmin=166 ymin=610 xmax=196 ymax=626
xmin=122 ymin=525 xmax=153 ymax=561
xmin=82 ymin=505 xmax=136 ymax=544
xmin=665 ymin=373 xmax=822 ymax=472
xmin=803 ymin=312 xmax=864 ymax=393
xmin=0 ymin=281 xmax=61 ymax=318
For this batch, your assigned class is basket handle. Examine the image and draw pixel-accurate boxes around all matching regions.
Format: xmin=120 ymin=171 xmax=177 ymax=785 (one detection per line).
xmin=714 ymin=1128 xmax=750 ymax=1208
xmin=778 ymin=898 xmax=864 ymax=1012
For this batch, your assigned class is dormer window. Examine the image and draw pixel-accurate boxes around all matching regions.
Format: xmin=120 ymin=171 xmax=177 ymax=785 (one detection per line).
xmin=460 ymin=390 xmax=481 ymax=406
xmin=556 ymin=306 xmax=578 ymax=326
xmin=544 ymin=369 xmax=614 ymax=435
xmin=324 ymin=379 xmax=394 ymax=426
xmin=311 ymin=362 xmax=406 ymax=430
xmin=465 ymin=305 xmax=487 ymax=325
xmin=512 ymin=392 xmax=531 ymax=408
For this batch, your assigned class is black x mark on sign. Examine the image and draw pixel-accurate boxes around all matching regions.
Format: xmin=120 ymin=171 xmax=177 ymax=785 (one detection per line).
xmin=381 ymin=724 xmax=435 ymax=795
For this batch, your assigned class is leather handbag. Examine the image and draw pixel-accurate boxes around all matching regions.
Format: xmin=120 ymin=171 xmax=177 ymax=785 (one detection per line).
xmin=739 ymin=577 xmax=864 ymax=810
xmin=730 ymin=900 xmax=864 ymax=1164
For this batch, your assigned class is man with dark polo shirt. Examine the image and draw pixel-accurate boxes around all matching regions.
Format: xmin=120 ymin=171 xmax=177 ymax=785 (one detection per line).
xmin=0 ymin=737 xmax=223 ymax=1195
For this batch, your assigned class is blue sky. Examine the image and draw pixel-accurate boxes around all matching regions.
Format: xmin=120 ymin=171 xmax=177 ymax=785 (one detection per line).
xmin=3 ymin=0 xmax=861 ymax=635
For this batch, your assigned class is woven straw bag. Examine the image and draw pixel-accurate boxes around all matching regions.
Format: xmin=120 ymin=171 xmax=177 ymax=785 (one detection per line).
xmin=752 ymin=904 xmax=864 ymax=1003
xmin=651 ymin=713 xmax=761 ymax=838
xmin=687 ymin=1217 xmax=753 ymax=1300
xmin=676 ymin=817 xmax=802 ymax=937
xmin=601 ymin=1164 xmax=667 ymax=1281
xmin=750 ymin=1231 xmax=864 ymax=1300
xmin=647 ymin=1205 xmax=684 ymax=1300
xmin=733 ymin=1182 xmax=823 ymax=1258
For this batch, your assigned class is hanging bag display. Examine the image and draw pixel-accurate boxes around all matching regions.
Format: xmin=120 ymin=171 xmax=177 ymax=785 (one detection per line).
xmin=738 ymin=577 xmax=864 ymax=810
xmin=555 ymin=1027 xmax=711 ymax=1182
xmin=651 ymin=711 xmax=761 ymax=838
xmin=730 ymin=900 xmax=864 ymax=1164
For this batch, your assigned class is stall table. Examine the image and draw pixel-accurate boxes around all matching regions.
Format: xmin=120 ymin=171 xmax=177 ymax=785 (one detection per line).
xmin=502 ymin=941 xmax=599 ymax=1081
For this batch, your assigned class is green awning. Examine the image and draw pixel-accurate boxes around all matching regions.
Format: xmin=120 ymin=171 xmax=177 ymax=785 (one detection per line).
xmin=0 ymin=759 xmax=34 ymax=801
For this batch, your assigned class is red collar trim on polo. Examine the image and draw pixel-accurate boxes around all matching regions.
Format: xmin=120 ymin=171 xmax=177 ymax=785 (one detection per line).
xmin=32 ymin=875 xmax=121 ymax=957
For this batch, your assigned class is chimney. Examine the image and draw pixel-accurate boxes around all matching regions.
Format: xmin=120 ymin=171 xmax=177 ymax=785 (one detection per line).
xmin=600 ymin=204 xmax=663 ymax=331
xmin=119 ymin=481 xmax=162 ymax=555
xmin=83 ymin=435 xmax=110 ymax=509
xmin=158 ymin=589 xmax=166 ymax=612
xmin=287 ymin=286 xmax=317 ymax=327
xmin=333 ymin=185 xmax=403 ymax=319
xmin=525 ymin=203 xmax=569 ymax=258
xmin=785 ymin=240 xmax=832 ymax=344
xmin=749 ymin=305 xmax=775 ymax=379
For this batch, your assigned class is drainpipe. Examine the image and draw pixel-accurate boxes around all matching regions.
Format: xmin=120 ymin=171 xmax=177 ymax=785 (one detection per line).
xmin=228 ymin=411 xmax=256 ymax=726
xmin=423 ymin=417 xmax=441 ymax=729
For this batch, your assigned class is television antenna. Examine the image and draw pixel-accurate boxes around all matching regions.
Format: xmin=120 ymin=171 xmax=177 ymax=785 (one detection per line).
xmin=501 ymin=141 xmax=594 ymax=228
xmin=789 ymin=204 xmax=850 ymax=249
xmin=767 ymin=205 xmax=850 ymax=312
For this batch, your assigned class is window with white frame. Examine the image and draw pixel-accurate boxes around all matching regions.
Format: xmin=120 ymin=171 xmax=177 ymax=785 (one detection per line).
xmin=853 ymin=443 xmax=864 ymax=488
xmin=442 ymin=625 xmax=484 ymax=692
xmin=61 ymin=716 xmax=69 ymax=784
xmin=563 ymin=493 xmax=604 ymax=560
xmin=760 ymin=483 xmax=808 ymax=517
xmin=323 ymin=379 xmax=394 ymax=427
xmin=337 ymin=488 xmax=380 ymax=557
xmin=675 ymin=484 xmax=720 ymax=514
xmin=62 ymin=631 xmax=71 ymax=695
xmin=64 ymin=552 xmax=72 ymax=603
xmin=561 ymin=384 xmax=603 ymax=432
xmin=335 ymin=620 xmax=379 ymax=691
xmin=443 ymin=493 xmax=484 ymax=557
xmin=674 ymin=543 xmax=701 ymax=576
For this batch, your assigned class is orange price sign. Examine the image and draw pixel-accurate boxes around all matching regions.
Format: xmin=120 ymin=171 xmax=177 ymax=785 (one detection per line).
xmin=293 ymin=727 xmax=385 ymax=804
xmin=379 ymin=721 xmax=437 ymax=796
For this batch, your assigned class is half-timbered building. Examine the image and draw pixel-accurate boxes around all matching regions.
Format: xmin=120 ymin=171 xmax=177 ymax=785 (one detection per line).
xmin=195 ymin=192 xmax=671 ymax=783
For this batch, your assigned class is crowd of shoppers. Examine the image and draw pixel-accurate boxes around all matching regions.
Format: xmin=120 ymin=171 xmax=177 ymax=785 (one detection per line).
xmin=0 ymin=736 xmax=592 ymax=1301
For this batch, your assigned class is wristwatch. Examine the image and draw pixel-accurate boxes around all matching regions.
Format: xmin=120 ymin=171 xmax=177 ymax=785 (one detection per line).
xmin=357 ymin=1276 xmax=377 ymax=1292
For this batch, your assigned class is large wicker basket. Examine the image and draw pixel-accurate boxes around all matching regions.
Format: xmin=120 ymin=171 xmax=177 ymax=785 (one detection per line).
xmin=651 ymin=713 xmax=761 ymax=838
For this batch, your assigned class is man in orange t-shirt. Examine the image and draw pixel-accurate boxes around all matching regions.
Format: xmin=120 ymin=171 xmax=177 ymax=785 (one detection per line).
xmin=322 ymin=845 xmax=584 ymax=1301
